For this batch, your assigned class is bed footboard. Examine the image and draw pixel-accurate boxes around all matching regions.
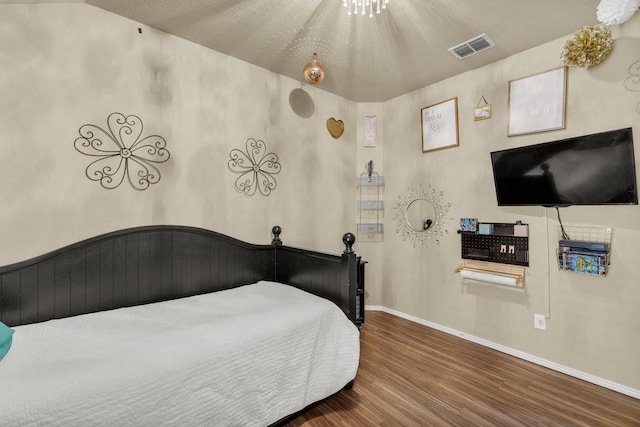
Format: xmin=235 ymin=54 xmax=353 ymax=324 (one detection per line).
xmin=272 ymin=227 xmax=364 ymax=327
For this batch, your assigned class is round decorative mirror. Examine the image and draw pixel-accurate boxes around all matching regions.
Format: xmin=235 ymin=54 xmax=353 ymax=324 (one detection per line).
xmin=393 ymin=184 xmax=451 ymax=246
xmin=406 ymin=198 xmax=436 ymax=232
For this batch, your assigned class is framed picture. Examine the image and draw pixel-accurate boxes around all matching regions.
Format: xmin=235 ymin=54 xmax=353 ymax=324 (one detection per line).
xmin=473 ymin=104 xmax=492 ymax=121
xmin=421 ymin=97 xmax=459 ymax=153
xmin=507 ymin=66 xmax=567 ymax=136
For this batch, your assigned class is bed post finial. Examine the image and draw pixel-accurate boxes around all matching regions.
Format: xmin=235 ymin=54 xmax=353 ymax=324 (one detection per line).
xmin=342 ymin=232 xmax=355 ymax=254
xmin=272 ymin=225 xmax=282 ymax=245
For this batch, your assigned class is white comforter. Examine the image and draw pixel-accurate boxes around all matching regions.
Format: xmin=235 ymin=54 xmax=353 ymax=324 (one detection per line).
xmin=0 ymin=281 xmax=360 ymax=427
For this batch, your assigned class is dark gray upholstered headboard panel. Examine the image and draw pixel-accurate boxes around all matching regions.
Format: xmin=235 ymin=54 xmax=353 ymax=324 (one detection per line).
xmin=0 ymin=225 xmax=362 ymax=328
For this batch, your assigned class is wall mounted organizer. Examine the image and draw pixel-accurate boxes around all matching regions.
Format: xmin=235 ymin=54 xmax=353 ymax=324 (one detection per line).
xmin=556 ymin=226 xmax=612 ymax=276
xmin=357 ymin=161 xmax=384 ymax=243
xmin=456 ymin=221 xmax=529 ymax=287
xmin=74 ymin=112 xmax=170 ymax=190
xmin=458 ymin=222 xmax=529 ymax=266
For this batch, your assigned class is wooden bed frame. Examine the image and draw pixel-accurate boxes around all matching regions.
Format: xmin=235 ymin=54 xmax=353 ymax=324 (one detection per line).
xmin=0 ymin=225 xmax=365 ymax=328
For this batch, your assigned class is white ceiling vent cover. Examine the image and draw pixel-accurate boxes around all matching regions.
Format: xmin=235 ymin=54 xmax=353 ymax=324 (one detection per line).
xmin=448 ymin=34 xmax=495 ymax=59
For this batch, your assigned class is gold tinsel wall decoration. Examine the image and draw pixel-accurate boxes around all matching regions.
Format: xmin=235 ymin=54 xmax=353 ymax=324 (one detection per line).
xmin=560 ymin=25 xmax=613 ymax=68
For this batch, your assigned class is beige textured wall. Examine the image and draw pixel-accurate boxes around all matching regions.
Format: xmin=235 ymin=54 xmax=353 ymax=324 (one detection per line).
xmin=381 ymin=17 xmax=640 ymax=390
xmin=0 ymin=3 xmax=358 ymax=265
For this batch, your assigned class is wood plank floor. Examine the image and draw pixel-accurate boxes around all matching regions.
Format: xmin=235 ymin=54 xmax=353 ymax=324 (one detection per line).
xmin=285 ymin=311 xmax=640 ymax=427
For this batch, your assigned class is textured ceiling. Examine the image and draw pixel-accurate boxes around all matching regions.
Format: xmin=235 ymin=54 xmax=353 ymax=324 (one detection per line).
xmin=16 ymin=0 xmax=603 ymax=101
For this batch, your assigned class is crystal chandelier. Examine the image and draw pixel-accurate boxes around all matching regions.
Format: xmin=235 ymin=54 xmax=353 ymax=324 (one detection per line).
xmin=343 ymin=0 xmax=389 ymax=17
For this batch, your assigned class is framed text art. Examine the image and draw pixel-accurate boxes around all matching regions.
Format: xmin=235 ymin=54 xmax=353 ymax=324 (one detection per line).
xmin=508 ymin=66 xmax=567 ymax=136
xmin=421 ymin=97 xmax=459 ymax=153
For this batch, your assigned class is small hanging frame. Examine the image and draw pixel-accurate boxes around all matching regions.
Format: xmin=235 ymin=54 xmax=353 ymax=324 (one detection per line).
xmin=473 ymin=96 xmax=492 ymax=121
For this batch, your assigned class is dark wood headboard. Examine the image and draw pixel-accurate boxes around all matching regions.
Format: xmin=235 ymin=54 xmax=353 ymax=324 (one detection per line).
xmin=0 ymin=225 xmax=364 ymax=328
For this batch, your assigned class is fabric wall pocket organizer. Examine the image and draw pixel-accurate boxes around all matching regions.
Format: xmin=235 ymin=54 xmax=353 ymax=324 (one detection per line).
xmin=326 ymin=118 xmax=344 ymax=139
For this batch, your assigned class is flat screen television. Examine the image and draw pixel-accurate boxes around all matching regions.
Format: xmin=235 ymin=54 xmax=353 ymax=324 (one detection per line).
xmin=490 ymin=127 xmax=638 ymax=206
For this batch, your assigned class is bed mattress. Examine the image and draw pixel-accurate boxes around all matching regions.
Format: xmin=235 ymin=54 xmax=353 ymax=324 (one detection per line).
xmin=0 ymin=281 xmax=360 ymax=426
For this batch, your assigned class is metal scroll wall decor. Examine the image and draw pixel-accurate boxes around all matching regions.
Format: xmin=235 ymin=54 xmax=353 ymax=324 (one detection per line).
xmin=228 ymin=138 xmax=281 ymax=197
xmin=393 ymin=184 xmax=452 ymax=247
xmin=624 ymin=59 xmax=640 ymax=114
xmin=74 ymin=113 xmax=170 ymax=190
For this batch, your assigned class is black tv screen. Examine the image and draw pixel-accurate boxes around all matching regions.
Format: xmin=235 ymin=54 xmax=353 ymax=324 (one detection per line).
xmin=490 ymin=128 xmax=639 ymax=206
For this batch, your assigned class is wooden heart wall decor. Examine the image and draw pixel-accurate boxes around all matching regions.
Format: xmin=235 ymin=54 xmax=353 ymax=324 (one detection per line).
xmin=326 ymin=118 xmax=344 ymax=139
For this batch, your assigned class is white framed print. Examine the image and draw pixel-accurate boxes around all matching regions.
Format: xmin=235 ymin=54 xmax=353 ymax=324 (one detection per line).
xmin=507 ymin=66 xmax=567 ymax=136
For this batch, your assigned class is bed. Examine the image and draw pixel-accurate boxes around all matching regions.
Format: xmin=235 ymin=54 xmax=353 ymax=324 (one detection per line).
xmin=0 ymin=225 xmax=365 ymax=426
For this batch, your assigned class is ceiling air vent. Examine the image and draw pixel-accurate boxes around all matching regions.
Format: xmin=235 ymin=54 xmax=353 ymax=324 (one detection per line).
xmin=448 ymin=34 xmax=495 ymax=59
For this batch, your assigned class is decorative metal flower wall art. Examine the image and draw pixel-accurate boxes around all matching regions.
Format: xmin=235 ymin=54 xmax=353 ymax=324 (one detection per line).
xmin=228 ymin=138 xmax=281 ymax=197
xmin=74 ymin=113 xmax=170 ymax=190
xmin=624 ymin=59 xmax=640 ymax=114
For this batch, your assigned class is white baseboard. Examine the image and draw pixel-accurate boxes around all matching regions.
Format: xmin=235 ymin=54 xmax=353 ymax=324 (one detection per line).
xmin=364 ymin=305 xmax=640 ymax=400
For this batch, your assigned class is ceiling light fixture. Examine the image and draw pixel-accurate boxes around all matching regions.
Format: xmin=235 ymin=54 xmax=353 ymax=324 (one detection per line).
xmin=596 ymin=0 xmax=640 ymax=25
xmin=343 ymin=0 xmax=389 ymax=17
xmin=302 ymin=53 xmax=325 ymax=85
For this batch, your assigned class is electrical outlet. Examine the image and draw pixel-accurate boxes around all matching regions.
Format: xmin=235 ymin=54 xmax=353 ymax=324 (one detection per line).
xmin=534 ymin=314 xmax=546 ymax=331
